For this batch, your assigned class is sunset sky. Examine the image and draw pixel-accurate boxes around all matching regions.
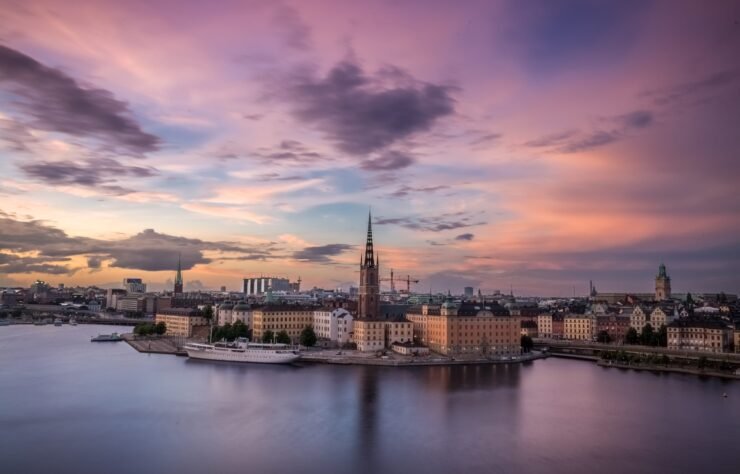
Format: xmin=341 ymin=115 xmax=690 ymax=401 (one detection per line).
xmin=1 ymin=0 xmax=739 ymax=295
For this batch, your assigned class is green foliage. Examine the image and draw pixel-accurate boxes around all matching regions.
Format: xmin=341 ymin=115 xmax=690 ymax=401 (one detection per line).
xmin=275 ymin=330 xmax=291 ymax=344
xmin=211 ymin=320 xmax=250 ymax=342
xmin=640 ymin=324 xmax=654 ymax=346
xmin=596 ymin=330 xmax=612 ymax=344
xmin=520 ymin=335 xmax=534 ymax=352
xmin=262 ymin=329 xmax=275 ymax=343
xmin=155 ymin=322 xmax=167 ymax=335
xmin=697 ymin=356 xmax=708 ymax=370
xmin=657 ymin=325 xmax=667 ymax=347
xmin=134 ymin=323 xmax=156 ymax=336
xmin=203 ymin=305 xmax=214 ymax=320
xmin=300 ymin=326 xmax=317 ymax=347
xmin=660 ymin=354 xmax=670 ymax=365
xmin=624 ymin=327 xmax=639 ymax=344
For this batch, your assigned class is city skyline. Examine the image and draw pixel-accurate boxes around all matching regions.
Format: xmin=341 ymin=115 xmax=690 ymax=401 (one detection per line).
xmin=1 ymin=0 xmax=739 ymax=295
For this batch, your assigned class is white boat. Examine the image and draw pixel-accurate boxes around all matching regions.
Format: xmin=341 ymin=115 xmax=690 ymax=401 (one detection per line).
xmin=184 ymin=338 xmax=301 ymax=364
xmin=53 ymin=318 xmax=63 ymax=326
xmin=69 ymin=318 xmax=77 ymax=326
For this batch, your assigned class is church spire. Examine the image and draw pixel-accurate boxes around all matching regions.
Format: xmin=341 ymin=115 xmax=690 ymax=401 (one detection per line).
xmin=174 ymin=252 xmax=183 ymax=294
xmin=364 ymin=210 xmax=375 ymax=268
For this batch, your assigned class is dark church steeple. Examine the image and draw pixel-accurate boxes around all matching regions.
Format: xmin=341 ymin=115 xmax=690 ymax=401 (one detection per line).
xmin=358 ymin=210 xmax=379 ymax=319
xmin=174 ymin=252 xmax=183 ymax=294
xmin=364 ymin=211 xmax=375 ymax=268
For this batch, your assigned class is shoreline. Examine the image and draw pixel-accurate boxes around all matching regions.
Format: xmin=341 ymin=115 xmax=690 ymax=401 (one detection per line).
xmin=595 ymin=359 xmax=740 ymax=380
xmin=122 ymin=334 xmax=546 ymax=367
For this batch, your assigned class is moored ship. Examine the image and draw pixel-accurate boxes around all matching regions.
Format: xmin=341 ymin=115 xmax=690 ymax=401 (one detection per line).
xmin=184 ymin=338 xmax=301 ymax=364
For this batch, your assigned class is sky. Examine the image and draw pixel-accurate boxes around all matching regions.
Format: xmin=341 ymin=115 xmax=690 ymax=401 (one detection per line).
xmin=0 ymin=0 xmax=739 ymax=295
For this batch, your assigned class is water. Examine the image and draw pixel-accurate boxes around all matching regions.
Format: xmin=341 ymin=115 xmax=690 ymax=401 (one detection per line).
xmin=1 ymin=325 xmax=738 ymax=474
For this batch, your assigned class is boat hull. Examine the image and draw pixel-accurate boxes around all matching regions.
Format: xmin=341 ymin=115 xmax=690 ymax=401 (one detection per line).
xmin=185 ymin=347 xmax=300 ymax=364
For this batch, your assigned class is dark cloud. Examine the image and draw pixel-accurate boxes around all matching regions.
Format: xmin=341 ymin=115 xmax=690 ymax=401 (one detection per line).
xmin=524 ymin=110 xmax=654 ymax=154
xmin=19 ymin=158 xmax=158 ymax=195
xmin=455 ymin=233 xmax=475 ymax=241
xmin=0 ymin=253 xmax=75 ymax=275
xmin=375 ymin=212 xmax=485 ymax=232
xmin=0 ymin=214 xmax=281 ymax=274
xmin=523 ymin=130 xmax=579 ymax=148
xmin=556 ymin=130 xmax=619 ymax=153
xmin=293 ymin=243 xmax=355 ymax=263
xmin=470 ymin=132 xmax=502 ymax=146
xmin=282 ymin=60 xmax=455 ymax=155
xmin=254 ymin=172 xmax=303 ymax=181
xmin=251 ymin=140 xmax=328 ymax=165
xmin=0 ymin=44 xmax=159 ymax=154
xmin=615 ymin=110 xmax=652 ymax=129
xmin=0 ymin=118 xmax=37 ymax=152
xmin=388 ymin=184 xmax=449 ymax=198
xmin=360 ymin=150 xmax=415 ymax=171
xmin=272 ymin=4 xmax=312 ymax=51
xmin=641 ymin=69 xmax=740 ymax=106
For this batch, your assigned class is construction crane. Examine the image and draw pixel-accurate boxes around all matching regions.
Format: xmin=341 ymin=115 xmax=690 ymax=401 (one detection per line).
xmin=377 ymin=268 xmax=420 ymax=293
xmin=403 ymin=274 xmax=420 ymax=293
xmin=379 ymin=268 xmax=396 ymax=293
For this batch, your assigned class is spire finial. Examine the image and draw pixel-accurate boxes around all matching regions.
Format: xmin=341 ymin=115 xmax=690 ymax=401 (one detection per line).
xmin=364 ymin=208 xmax=374 ymax=267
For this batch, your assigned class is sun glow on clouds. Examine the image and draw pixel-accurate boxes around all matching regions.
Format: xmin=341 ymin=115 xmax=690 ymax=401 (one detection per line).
xmin=0 ymin=0 xmax=739 ymax=293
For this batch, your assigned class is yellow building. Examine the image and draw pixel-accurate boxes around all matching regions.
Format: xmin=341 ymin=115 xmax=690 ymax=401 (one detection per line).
xmin=564 ymin=315 xmax=595 ymax=341
xmin=734 ymin=329 xmax=740 ymax=353
xmin=251 ymin=305 xmax=314 ymax=343
xmin=353 ymin=319 xmax=413 ymax=351
xmin=406 ymin=302 xmax=520 ymax=357
xmin=667 ymin=318 xmax=731 ymax=353
xmin=537 ymin=314 xmax=553 ymax=338
xmin=155 ymin=308 xmax=209 ymax=338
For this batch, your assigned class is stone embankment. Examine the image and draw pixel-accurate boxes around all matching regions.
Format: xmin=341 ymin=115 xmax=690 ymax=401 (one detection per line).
xmin=596 ymin=360 xmax=740 ymax=380
xmin=123 ymin=334 xmax=186 ymax=356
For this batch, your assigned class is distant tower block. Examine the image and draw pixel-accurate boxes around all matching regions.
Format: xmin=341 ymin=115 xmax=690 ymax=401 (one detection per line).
xmin=655 ymin=263 xmax=671 ymax=301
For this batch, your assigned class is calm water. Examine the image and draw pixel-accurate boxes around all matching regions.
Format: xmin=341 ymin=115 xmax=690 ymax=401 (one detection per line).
xmin=1 ymin=325 xmax=738 ymax=474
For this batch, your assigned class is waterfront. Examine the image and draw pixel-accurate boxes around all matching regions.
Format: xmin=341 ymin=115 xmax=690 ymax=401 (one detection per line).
xmin=1 ymin=325 xmax=738 ymax=474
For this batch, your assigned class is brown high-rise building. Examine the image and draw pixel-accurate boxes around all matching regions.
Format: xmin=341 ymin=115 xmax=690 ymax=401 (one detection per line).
xmin=358 ymin=212 xmax=379 ymax=320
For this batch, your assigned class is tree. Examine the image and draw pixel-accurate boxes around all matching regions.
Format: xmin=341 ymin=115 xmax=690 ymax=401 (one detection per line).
xmin=262 ymin=329 xmax=275 ymax=343
xmin=520 ymin=335 xmax=534 ymax=353
xmin=232 ymin=320 xmax=249 ymax=339
xmin=596 ymin=330 xmax=612 ymax=344
xmin=134 ymin=323 xmax=153 ymax=336
xmin=300 ymin=326 xmax=317 ymax=347
xmin=203 ymin=305 xmax=214 ymax=320
xmin=697 ymin=356 xmax=708 ymax=370
xmin=155 ymin=322 xmax=167 ymax=335
xmin=660 ymin=354 xmax=670 ymax=366
xmin=275 ymin=330 xmax=291 ymax=344
xmin=624 ymin=327 xmax=639 ymax=345
xmin=640 ymin=324 xmax=654 ymax=346
xmin=657 ymin=324 xmax=667 ymax=347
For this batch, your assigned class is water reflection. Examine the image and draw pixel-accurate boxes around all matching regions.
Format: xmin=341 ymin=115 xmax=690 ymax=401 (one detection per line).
xmin=1 ymin=326 xmax=739 ymax=474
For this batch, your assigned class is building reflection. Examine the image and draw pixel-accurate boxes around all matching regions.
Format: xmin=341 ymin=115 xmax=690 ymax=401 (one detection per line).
xmin=355 ymin=368 xmax=379 ymax=474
